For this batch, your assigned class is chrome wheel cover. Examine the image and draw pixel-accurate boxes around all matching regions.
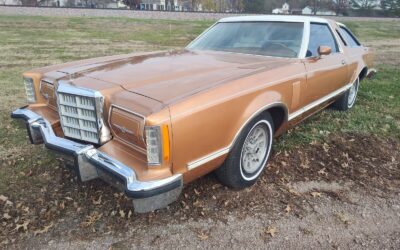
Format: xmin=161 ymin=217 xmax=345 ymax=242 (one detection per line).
xmin=347 ymin=78 xmax=359 ymax=108
xmin=240 ymin=120 xmax=272 ymax=181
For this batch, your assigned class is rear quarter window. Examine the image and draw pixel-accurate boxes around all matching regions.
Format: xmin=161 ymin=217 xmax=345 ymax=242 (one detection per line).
xmin=338 ymin=26 xmax=361 ymax=47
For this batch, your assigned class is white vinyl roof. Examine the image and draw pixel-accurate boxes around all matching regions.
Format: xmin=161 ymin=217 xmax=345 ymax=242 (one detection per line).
xmin=219 ymin=15 xmax=331 ymax=24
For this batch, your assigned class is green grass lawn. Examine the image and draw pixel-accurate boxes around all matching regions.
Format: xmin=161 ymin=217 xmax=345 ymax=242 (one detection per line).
xmin=0 ymin=15 xmax=399 ymax=195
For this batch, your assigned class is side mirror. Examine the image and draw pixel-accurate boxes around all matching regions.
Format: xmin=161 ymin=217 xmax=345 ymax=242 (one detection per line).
xmin=318 ymin=46 xmax=332 ymax=56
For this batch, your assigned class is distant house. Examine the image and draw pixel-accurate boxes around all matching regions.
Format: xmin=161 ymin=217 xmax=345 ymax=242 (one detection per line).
xmin=1 ymin=0 xmax=20 ymax=5
xmin=302 ymin=6 xmax=337 ymax=16
xmin=140 ymin=0 xmax=183 ymax=11
xmin=282 ymin=3 xmax=289 ymax=14
xmin=272 ymin=2 xmax=290 ymax=15
xmin=272 ymin=8 xmax=282 ymax=14
xmin=302 ymin=6 xmax=313 ymax=15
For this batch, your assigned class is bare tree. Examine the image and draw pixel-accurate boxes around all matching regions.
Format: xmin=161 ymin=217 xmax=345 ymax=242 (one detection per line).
xmin=350 ymin=0 xmax=378 ymax=9
xmin=121 ymin=0 xmax=140 ymax=9
xmin=332 ymin=0 xmax=350 ymax=15
xmin=201 ymin=0 xmax=217 ymax=11
xmin=20 ymin=0 xmax=38 ymax=6
xmin=380 ymin=0 xmax=400 ymax=10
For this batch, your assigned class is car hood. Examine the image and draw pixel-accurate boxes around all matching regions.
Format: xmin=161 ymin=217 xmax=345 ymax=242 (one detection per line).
xmin=54 ymin=50 xmax=295 ymax=105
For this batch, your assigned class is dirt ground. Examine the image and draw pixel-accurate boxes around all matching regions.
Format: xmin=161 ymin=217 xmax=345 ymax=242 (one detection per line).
xmin=1 ymin=133 xmax=399 ymax=249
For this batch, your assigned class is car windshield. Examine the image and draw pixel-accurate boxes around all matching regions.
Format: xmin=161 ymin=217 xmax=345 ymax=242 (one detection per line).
xmin=187 ymin=21 xmax=304 ymax=58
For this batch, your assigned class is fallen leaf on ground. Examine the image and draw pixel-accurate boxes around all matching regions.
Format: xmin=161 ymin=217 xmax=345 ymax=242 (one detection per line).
xmin=34 ymin=222 xmax=54 ymax=236
xmin=318 ymin=168 xmax=328 ymax=176
xmin=323 ymin=143 xmax=330 ymax=152
xmin=265 ymin=226 xmax=278 ymax=237
xmin=300 ymin=158 xmax=310 ymax=169
xmin=93 ymin=195 xmax=102 ymax=205
xmin=336 ymin=213 xmax=351 ymax=225
xmin=285 ymin=204 xmax=292 ymax=214
xmin=81 ymin=212 xmax=102 ymax=228
xmin=197 ymin=231 xmax=209 ymax=240
xmin=15 ymin=220 xmax=29 ymax=232
xmin=3 ymin=213 xmax=12 ymax=220
xmin=0 ymin=195 xmax=8 ymax=202
xmin=193 ymin=200 xmax=201 ymax=207
xmin=311 ymin=192 xmax=322 ymax=198
xmin=288 ymin=188 xmax=301 ymax=196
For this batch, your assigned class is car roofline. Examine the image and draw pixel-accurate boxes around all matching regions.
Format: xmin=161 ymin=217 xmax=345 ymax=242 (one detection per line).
xmin=218 ymin=15 xmax=331 ymax=24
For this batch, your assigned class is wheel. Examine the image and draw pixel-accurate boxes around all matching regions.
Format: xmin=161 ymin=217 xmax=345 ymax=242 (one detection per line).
xmin=332 ymin=77 xmax=360 ymax=111
xmin=215 ymin=112 xmax=274 ymax=189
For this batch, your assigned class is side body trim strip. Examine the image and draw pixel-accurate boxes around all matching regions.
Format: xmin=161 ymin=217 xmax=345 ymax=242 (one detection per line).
xmin=187 ymin=147 xmax=230 ymax=170
xmin=288 ymin=83 xmax=352 ymax=121
xmin=187 ymin=83 xmax=352 ymax=170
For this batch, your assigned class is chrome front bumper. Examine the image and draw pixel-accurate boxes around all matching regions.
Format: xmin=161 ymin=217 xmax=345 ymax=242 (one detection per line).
xmin=11 ymin=107 xmax=183 ymax=213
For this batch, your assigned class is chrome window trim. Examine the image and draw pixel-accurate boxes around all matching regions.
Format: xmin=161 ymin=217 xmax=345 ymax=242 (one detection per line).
xmin=299 ymin=21 xmax=310 ymax=59
xmin=187 ymin=20 xmax=307 ymax=59
xmin=187 ymin=16 xmax=339 ymax=60
xmin=305 ymin=21 xmax=344 ymax=57
xmin=337 ymin=25 xmax=362 ymax=47
xmin=328 ymin=22 xmax=345 ymax=53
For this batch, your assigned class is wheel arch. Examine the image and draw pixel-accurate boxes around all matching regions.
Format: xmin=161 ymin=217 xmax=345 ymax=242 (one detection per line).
xmin=359 ymin=66 xmax=368 ymax=81
xmin=230 ymin=102 xmax=288 ymax=149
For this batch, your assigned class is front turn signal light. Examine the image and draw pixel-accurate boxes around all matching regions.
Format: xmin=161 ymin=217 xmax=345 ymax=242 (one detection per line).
xmin=145 ymin=125 xmax=170 ymax=166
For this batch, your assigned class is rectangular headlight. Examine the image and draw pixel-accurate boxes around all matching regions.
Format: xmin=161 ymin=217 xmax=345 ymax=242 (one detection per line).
xmin=145 ymin=126 xmax=162 ymax=165
xmin=24 ymin=77 xmax=36 ymax=103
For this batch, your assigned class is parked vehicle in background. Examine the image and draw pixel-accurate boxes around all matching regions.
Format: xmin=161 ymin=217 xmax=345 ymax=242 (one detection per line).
xmin=11 ymin=15 xmax=375 ymax=213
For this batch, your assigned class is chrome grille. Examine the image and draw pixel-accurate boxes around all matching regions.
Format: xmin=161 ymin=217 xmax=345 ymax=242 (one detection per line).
xmin=56 ymin=82 xmax=111 ymax=144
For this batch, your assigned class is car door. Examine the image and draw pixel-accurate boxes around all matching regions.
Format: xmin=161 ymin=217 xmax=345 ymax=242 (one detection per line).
xmin=303 ymin=22 xmax=349 ymax=105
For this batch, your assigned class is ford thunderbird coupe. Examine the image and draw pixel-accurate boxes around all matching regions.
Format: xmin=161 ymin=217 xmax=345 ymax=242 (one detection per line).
xmin=12 ymin=16 xmax=375 ymax=212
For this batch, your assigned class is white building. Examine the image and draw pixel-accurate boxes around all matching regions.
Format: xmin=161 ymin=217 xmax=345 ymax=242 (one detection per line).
xmin=302 ymin=6 xmax=337 ymax=16
xmin=302 ymin=6 xmax=313 ymax=15
xmin=272 ymin=8 xmax=282 ymax=14
xmin=272 ymin=3 xmax=290 ymax=15
xmin=140 ymin=0 xmax=182 ymax=11
xmin=1 ymin=0 xmax=20 ymax=5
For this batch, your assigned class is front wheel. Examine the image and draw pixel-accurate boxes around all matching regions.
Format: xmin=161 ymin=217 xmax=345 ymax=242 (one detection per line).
xmin=332 ymin=77 xmax=360 ymax=111
xmin=215 ymin=113 xmax=274 ymax=189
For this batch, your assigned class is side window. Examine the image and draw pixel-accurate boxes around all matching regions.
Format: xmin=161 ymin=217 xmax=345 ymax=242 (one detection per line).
xmin=339 ymin=26 xmax=361 ymax=47
xmin=307 ymin=23 xmax=339 ymax=57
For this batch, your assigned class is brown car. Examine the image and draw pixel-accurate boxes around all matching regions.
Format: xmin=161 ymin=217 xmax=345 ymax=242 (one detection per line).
xmin=12 ymin=15 xmax=375 ymax=213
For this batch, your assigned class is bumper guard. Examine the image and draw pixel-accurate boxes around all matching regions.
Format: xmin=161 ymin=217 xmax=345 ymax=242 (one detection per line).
xmin=11 ymin=108 xmax=183 ymax=213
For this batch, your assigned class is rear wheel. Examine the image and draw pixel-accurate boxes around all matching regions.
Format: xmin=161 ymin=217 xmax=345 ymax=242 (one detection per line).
xmin=215 ymin=113 xmax=274 ymax=189
xmin=332 ymin=77 xmax=360 ymax=111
